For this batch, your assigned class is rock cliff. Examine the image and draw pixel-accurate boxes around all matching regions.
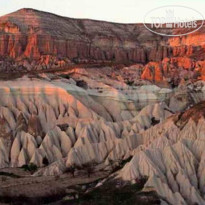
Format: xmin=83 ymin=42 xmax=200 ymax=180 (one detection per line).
xmin=0 ymin=8 xmax=204 ymax=84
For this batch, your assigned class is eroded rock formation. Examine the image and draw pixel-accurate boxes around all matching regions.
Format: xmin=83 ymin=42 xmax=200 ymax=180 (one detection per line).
xmin=0 ymin=8 xmax=204 ymax=86
xmin=0 ymin=8 xmax=205 ymax=205
xmin=0 ymin=72 xmax=205 ymax=204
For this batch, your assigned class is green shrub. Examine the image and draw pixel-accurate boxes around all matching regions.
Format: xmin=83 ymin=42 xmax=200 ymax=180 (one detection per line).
xmin=21 ymin=163 xmax=38 ymax=174
xmin=76 ymin=80 xmax=88 ymax=89
xmin=42 ymin=157 xmax=49 ymax=166
xmin=126 ymin=80 xmax=134 ymax=86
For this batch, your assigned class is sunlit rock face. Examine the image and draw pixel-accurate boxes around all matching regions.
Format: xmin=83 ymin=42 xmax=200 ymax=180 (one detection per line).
xmin=1 ymin=73 xmax=205 ymax=204
xmin=0 ymin=8 xmax=205 ymax=86
xmin=0 ymin=70 xmax=205 ymax=170
xmin=0 ymin=72 xmax=203 ymax=165
xmin=0 ymin=74 xmax=174 ymax=169
xmin=117 ymin=102 xmax=205 ymax=205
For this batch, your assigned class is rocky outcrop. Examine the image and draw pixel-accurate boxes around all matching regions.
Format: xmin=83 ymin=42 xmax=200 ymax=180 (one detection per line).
xmin=0 ymin=9 xmax=148 ymax=65
xmin=118 ymin=102 xmax=205 ymax=204
xmin=0 ymin=8 xmax=204 ymax=75
xmin=0 ymin=72 xmax=205 ymax=204
xmin=0 ymin=8 xmax=205 ymax=205
xmin=0 ymin=74 xmax=203 ymax=169
xmin=0 ymin=75 xmax=174 ymax=169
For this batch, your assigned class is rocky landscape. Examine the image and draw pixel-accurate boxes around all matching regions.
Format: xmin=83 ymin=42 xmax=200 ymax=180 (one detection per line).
xmin=0 ymin=8 xmax=205 ymax=85
xmin=0 ymin=8 xmax=205 ymax=205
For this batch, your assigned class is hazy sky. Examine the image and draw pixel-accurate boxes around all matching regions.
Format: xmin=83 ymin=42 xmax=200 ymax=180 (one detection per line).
xmin=0 ymin=0 xmax=204 ymax=23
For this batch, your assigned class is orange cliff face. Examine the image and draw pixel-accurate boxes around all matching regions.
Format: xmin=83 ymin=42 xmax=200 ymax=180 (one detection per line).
xmin=141 ymin=62 xmax=163 ymax=83
xmin=0 ymin=8 xmax=204 ymax=86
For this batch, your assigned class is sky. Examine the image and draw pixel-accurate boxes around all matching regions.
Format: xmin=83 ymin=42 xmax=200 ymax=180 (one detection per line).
xmin=0 ymin=0 xmax=204 ymax=23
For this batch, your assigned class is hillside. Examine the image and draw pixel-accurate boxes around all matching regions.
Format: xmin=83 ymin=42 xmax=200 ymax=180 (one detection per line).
xmin=0 ymin=9 xmax=204 ymax=85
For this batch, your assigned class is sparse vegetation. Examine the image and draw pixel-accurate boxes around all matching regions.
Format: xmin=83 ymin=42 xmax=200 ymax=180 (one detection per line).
xmin=21 ymin=163 xmax=38 ymax=174
xmin=69 ymin=177 xmax=159 ymax=205
xmin=126 ymin=80 xmax=134 ymax=86
xmin=151 ymin=117 xmax=160 ymax=126
xmin=60 ymin=74 xmax=70 ymax=80
xmin=109 ymin=157 xmax=132 ymax=173
xmin=83 ymin=162 xmax=96 ymax=178
xmin=76 ymin=80 xmax=88 ymax=89
xmin=42 ymin=157 xmax=49 ymax=166
xmin=65 ymin=165 xmax=76 ymax=177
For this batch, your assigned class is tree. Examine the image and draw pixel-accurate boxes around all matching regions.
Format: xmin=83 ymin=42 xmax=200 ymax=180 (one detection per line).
xmin=83 ymin=161 xmax=96 ymax=178
xmin=126 ymin=80 xmax=134 ymax=86
xmin=65 ymin=165 xmax=76 ymax=177
xmin=42 ymin=157 xmax=49 ymax=166
xmin=21 ymin=163 xmax=38 ymax=174
xmin=76 ymin=80 xmax=88 ymax=89
xmin=151 ymin=117 xmax=160 ymax=126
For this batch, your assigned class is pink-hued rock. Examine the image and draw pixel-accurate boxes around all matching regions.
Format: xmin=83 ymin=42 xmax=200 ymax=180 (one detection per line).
xmin=0 ymin=8 xmax=205 ymax=85
xmin=0 ymin=8 xmax=204 ymax=67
